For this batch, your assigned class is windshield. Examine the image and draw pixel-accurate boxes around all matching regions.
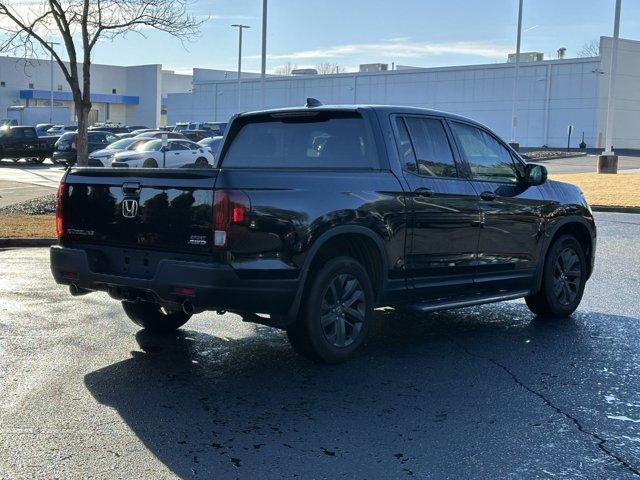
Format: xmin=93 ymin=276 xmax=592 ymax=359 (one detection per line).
xmin=199 ymin=136 xmax=222 ymax=147
xmin=139 ymin=140 xmax=162 ymax=152
xmin=58 ymin=132 xmax=75 ymax=142
xmin=132 ymin=139 xmax=152 ymax=151
xmin=106 ymin=138 xmax=137 ymax=150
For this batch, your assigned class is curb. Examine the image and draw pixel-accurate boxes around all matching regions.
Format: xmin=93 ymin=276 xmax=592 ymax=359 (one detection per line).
xmin=523 ymin=153 xmax=588 ymax=162
xmin=0 ymin=238 xmax=56 ymax=248
xmin=591 ymin=206 xmax=640 ymax=214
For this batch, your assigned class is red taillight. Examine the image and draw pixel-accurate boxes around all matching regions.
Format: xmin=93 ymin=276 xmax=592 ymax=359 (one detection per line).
xmin=213 ymin=190 xmax=250 ymax=249
xmin=172 ymin=286 xmax=196 ymax=297
xmin=55 ymin=183 xmax=67 ymax=238
xmin=232 ymin=205 xmax=246 ymax=223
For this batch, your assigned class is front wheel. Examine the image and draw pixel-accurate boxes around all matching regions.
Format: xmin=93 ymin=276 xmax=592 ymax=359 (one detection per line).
xmin=525 ymin=235 xmax=586 ymax=318
xmin=287 ymin=256 xmax=374 ymax=364
xmin=194 ymin=157 xmax=209 ymax=167
xmin=143 ymin=158 xmax=158 ymax=168
xmin=122 ymin=300 xmax=191 ymax=332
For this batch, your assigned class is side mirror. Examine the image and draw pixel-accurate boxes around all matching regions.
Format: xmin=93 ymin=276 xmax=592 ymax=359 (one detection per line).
xmin=523 ymin=163 xmax=547 ymax=186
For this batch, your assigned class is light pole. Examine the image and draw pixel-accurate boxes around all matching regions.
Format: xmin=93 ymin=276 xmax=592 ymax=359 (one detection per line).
xmin=261 ymin=0 xmax=268 ymax=108
xmin=598 ymin=0 xmax=622 ymax=173
xmin=604 ymin=0 xmax=622 ymax=156
xmin=232 ymin=24 xmax=250 ymax=113
xmin=48 ymin=41 xmax=61 ymax=123
xmin=510 ymin=0 xmax=523 ymax=146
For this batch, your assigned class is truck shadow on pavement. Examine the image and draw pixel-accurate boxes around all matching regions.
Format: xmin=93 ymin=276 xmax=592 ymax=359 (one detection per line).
xmin=84 ymin=304 xmax=640 ymax=479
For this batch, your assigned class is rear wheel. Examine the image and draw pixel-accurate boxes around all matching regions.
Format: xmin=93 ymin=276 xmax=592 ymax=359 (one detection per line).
xmin=122 ymin=300 xmax=191 ymax=332
xmin=525 ymin=235 xmax=586 ymax=318
xmin=195 ymin=157 xmax=208 ymax=167
xmin=286 ymin=256 xmax=373 ymax=364
xmin=143 ymin=158 xmax=158 ymax=168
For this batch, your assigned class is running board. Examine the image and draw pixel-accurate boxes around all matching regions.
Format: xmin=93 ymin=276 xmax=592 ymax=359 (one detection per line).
xmin=407 ymin=290 xmax=531 ymax=313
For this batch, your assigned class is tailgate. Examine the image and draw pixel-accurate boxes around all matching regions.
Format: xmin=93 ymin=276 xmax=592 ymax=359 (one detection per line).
xmin=62 ymin=168 xmax=218 ymax=254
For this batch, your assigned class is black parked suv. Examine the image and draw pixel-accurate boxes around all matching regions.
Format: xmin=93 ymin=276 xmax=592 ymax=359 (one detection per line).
xmin=53 ymin=130 xmax=119 ymax=165
xmin=50 ymin=103 xmax=596 ymax=363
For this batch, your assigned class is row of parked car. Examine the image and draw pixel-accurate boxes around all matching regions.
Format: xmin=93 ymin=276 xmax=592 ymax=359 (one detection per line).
xmin=0 ymin=121 xmax=227 ymax=168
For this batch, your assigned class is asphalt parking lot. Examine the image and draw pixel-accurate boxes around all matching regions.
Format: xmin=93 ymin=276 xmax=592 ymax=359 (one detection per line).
xmin=0 ymin=212 xmax=639 ymax=479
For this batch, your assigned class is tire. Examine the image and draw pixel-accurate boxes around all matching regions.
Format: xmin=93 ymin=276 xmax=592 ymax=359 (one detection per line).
xmin=121 ymin=300 xmax=191 ymax=332
xmin=143 ymin=158 xmax=158 ymax=168
xmin=286 ymin=256 xmax=374 ymax=364
xmin=195 ymin=157 xmax=208 ymax=167
xmin=525 ymin=235 xmax=587 ymax=318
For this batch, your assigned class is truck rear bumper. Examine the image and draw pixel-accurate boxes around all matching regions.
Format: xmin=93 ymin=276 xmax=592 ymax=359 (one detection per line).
xmin=50 ymin=246 xmax=298 ymax=316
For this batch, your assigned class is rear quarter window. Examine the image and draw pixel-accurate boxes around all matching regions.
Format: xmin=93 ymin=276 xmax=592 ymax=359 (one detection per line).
xmin=221 ymin=112 xmax=379 ymax=169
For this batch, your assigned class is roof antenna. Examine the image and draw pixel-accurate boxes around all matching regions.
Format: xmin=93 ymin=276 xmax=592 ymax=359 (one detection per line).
xmin=305 ymin=97 xmax=323 ymax=108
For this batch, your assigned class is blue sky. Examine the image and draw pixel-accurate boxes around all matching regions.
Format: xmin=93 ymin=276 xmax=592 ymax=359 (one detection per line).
xmin=88 ymin=0 xmax=640 ymax=73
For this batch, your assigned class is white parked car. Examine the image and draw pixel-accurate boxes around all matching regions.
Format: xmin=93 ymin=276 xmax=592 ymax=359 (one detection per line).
xmin=111 ymin=139 xmax=214 ymax=168
xmin=88 ymin=137 xmax=154 ymax=167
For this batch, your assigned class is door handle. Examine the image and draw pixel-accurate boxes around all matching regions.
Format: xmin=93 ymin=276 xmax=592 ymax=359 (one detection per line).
xmin=480 ymin=191 xmax=497 ymax=201
xmin=414 ymin=187 xmax=434 ymax=197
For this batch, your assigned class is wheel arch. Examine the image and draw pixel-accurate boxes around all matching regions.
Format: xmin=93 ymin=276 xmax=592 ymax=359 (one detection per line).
xmin=534 ymin=216 xmax=596 ymax=291
xmin=286 ymin=226 xmax=389 ymax=321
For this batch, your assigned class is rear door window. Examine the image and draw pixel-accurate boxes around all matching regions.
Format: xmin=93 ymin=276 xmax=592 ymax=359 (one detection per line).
xmin=398 ymin=116 xmax=458 ymax=178
xmin=221 ymin=112 xmax=379 ymax=169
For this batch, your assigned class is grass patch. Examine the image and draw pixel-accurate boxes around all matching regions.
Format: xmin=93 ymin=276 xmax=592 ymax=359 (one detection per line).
xmin=550 ymin=173 xmax=640 ymax=208
xmin=0 ymin=215 xmax=55 ymax=238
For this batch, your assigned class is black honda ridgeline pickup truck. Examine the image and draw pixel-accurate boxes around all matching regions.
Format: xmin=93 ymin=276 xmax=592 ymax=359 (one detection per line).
xmin=51 ymin=102 xmax=596 ymax=363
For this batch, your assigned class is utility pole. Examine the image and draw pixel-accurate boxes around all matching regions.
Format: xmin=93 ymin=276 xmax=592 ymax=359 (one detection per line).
xmin=510 ymin=0 xmax=523 ymax=147
xmin=261 ymin=0 xmax=268 ymax=108
xmin=232 ymin=24 xmax=250 ymax=113
xmin=48 ymin=41 xmax=61 ymax=123
xmin=598 ymin=0 xmax=622 ymax=173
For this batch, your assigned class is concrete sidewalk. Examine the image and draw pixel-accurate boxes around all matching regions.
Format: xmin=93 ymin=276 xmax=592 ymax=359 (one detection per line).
xmin=536 ymin=155 xmax=640 ymax=175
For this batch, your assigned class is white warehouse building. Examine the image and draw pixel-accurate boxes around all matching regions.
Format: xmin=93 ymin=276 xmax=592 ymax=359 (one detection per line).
xmin=0 ymin=55 xmax=193 ymax=127
xmin=168 ymin=36 xmax=640 ymax=149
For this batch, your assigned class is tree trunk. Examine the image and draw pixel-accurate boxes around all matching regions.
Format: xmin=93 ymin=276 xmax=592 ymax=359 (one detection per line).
xmin=75 ymin=101 xmax=92 ymax=167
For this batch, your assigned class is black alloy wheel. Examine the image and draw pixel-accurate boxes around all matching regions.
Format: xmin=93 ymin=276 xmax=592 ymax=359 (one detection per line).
xmin=552 ymin=247 xmax=582 ymax=306
xmin=525 ymin=235 xmax=586 ymax=318
xmin=287 ymin=256 xmax=374 ymax=363
xmin=320 ymin=273 xmax=366 ymax=348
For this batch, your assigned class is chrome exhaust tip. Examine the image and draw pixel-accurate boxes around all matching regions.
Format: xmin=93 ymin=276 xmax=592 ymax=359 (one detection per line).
xmin=69 ymin=284 xmax=90 ymax=296
xmin=182 ymin=300 xmax=194 ymax=315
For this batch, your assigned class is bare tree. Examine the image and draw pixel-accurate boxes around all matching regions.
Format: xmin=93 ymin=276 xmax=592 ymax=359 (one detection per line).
xmin=0 ymin=1 xmax=202 ymax=166
xmin=577 ymin=39 xmax=600 ymax=58
xmin=316 ymin=62 xmax=345 ymax=75
xmin=274 ymin=62 xmax=297 ymax=76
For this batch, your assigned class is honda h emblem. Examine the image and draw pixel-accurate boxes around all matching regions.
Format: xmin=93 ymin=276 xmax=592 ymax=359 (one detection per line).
xmin=122 ymin=199 xmax=139 ymax=219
